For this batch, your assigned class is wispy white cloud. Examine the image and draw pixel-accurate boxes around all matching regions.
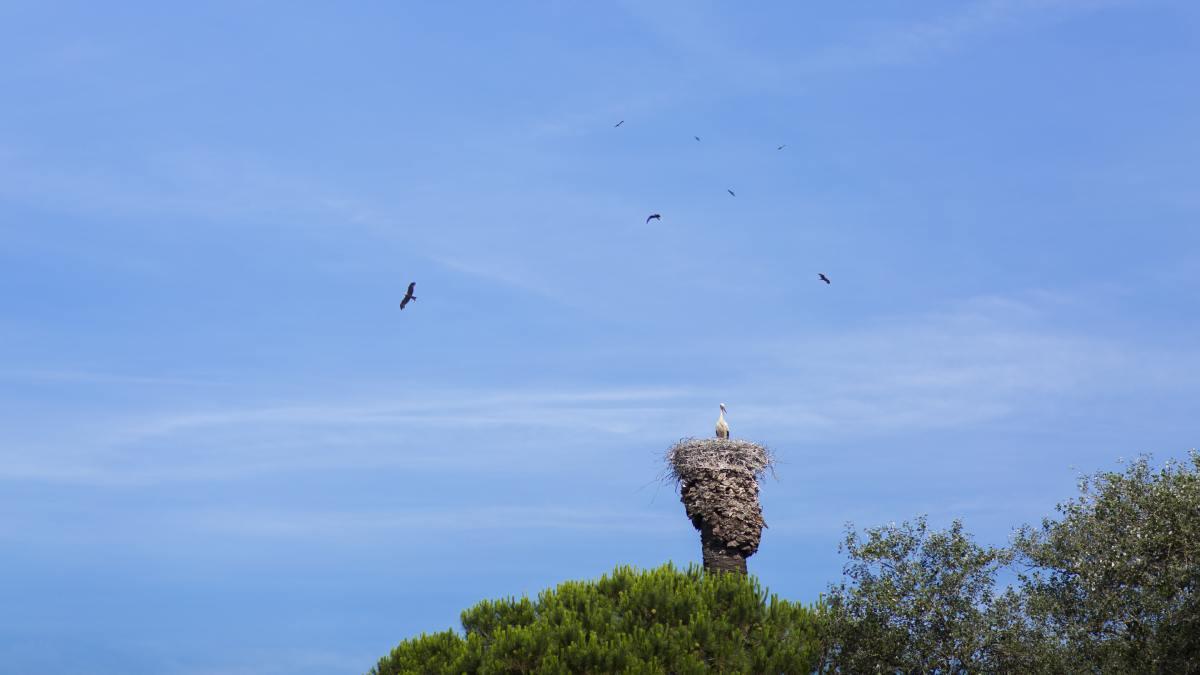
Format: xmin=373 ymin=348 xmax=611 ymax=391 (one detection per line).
xmin=520 ymin=85 xmax=696 ymax=141
xmin=116 ymin=386 xmax=695 ymax=440
xmin=616 ymin=0 xmax=788 ymax=89
xmin=517 ymin=0 xmax=1136 ymax=150
xmin=0 ymin=385 xmax=700 ymax=485
xmin=426 ymin=253 xmax=579 ymax=306
xmin=0 ymin=369 xmax=221 ymax=387
xmin=188 ymin=505 xmax=678 ymax=539
xmin=0 ymin=148 xmax=335 ymax=225
xmin=5 ymin=291 xmax=1195 ymax=487
xmin=734 ymin=294 xmax=1151 ymax=438
xmin=800 ymin=0 xmax=1132 ymax=73
xmin=0 ymin=145 xmax=623 ymax=307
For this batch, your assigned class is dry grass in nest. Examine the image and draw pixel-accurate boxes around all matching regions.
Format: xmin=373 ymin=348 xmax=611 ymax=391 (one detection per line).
xmin=662 ymin=437 xmax=775 ymax=485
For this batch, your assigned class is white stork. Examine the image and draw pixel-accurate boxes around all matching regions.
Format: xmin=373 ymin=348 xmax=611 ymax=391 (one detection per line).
xmin=715 ymin=403 xmax=730 ymax=439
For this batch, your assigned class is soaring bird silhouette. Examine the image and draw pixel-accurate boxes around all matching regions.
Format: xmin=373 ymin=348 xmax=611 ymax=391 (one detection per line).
xmin=777 ymin=144 xmax=787 ymax=150
xmin=694 ymin=135 xmax=701 ymax=142
xmin=400 ymin=282 xmax=417 ymax=309
xmin=818 ymin=273 xmax=831 ymax=285
xmin=614 ymin=120 xmax=624 ymax=127
xmin=727 ymin=189 xmax=736 ymax=197
xmin=646 ymin=213 xmax=662 ymax=223
xmin=716 ymin=403 xmax=730 ymax=439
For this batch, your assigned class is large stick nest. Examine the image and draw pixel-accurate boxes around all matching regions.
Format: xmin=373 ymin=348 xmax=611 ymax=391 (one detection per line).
xmin=663 ymin=438 xmax=774 ymax=485
xmin=663 ymin=438 xmax=772 ymax=557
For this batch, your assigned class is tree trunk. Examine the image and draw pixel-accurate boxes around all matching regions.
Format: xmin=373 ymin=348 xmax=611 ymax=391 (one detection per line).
xmin=667 ymin=439 xmax=770 ymax=576
xmin=700 ymin=521 xmax=749 ymax=574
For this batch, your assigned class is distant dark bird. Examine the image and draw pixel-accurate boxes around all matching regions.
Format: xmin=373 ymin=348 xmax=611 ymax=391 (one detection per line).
xmin=818 ymin=273 xmax=831 ymax=285
xmin=646 ymin=213 xmax=661 ymax=223
xmin=400 ymin=282 xmax=417 ymax=309
xmin=614 ymin=120 xmax=625 ymax=127
xmin=777 ymin=144 xmax=787 ymax=150
xmin=727 ymin=189 xmax=736 ymax=197
xmin=694 ymin=135 xmax=701 ymax=142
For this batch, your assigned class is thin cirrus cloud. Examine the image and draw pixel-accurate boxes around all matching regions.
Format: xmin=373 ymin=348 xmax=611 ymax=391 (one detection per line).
xmin=0 ymin=148 xmax=388 ymax=228
xmin=797 ymin=0 xmax=1134 ymax=73
xmin=425 ymin=253 xmax=578 ymax=307
xmin=5 ymin=291 xmax=1189 ymax=486
xmin=601 ymin=0 xmax=1139 ymax=101
xmin=711 ymin=292 xmax=1191 ymax=441
xmin=187 ymin=505 xmax=680 ymax=539
xmin=0 ymin=386 xmax=698 ymax=485
xmin=0 ymin=368 xmax=222 ymax=387
xmin=0 ymin=145 xmax=609 ymax=306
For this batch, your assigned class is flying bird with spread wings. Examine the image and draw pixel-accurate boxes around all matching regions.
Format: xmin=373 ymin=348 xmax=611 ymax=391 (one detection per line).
xmin=777 ymin=144 xmax=787 ymax=150
xmin=694 ymin=135 xmax=701 ymax=142
xmin=727 ymin=189 xmax=736 ymax=197
xmin=716 ymin=403 xmax=730 ymax=439
xmin=646 ymin=213 xmax=661 ymax=223
xmin=614 ymin=120 xmax=624 ymax=127
xmin=818 ymin=273 xmax=831 ymax=285
xmin=400 ymin=282 xmax=417 ymax=309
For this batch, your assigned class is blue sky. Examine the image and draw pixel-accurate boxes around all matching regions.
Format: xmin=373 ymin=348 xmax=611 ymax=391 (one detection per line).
xmin=2 ymin=1 xmax=1198 ymax=672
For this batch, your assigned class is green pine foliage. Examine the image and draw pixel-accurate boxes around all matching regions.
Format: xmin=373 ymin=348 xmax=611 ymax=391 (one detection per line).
xmin=370 ymin=564 xmax=826 ymax=675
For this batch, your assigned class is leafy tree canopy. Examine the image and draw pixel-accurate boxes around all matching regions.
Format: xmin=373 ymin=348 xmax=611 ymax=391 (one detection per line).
xmin=823 ymin=516 xmax=1016 ymax=674
xmin=1015 ymin=452 xmax=1200 ymax=672
xmin=825 ymin=452 xmax=1200 ymax=674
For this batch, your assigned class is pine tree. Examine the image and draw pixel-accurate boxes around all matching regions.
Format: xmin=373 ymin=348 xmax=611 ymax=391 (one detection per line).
xmin=371 ymin=564 xmax=826 ymax=675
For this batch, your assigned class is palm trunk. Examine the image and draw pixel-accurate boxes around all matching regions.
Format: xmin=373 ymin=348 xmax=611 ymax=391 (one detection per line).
xmin=667 ymin=439 xmax=770 ymax=575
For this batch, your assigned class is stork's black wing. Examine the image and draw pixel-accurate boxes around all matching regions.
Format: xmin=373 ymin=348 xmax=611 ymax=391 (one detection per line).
xmin=400 ymin=282 xmax=417 ymax=310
